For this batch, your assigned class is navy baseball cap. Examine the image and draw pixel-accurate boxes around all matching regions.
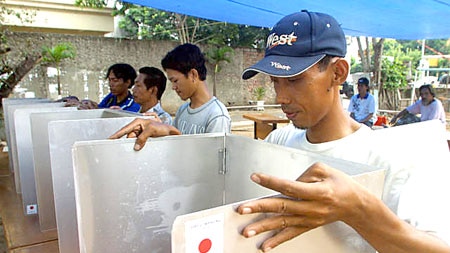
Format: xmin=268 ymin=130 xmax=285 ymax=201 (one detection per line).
xmin=357 ymin=77 xmax=370 ymax=85
xmin=242 ymin=10 xmax=347 ymax=80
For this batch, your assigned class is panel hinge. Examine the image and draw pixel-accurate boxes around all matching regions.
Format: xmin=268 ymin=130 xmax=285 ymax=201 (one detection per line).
xmin=218 ymin=148 xmax=227 ymax=174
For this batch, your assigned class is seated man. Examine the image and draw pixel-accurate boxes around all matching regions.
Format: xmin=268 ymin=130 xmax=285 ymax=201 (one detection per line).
xmin=348 ymin=77 xmax=377 ymax=127
xmin=390 ymin=84 xmax=446 ymax=126
xmin=110 ymin=43 xmax=231 ymax=151
xmin=98 ymin=63 xmax=140 ymax=112
xmin=132 ymin=66 xmax=172 ymax=125
xmin=67 ymin=63 xmax=141 ymax=112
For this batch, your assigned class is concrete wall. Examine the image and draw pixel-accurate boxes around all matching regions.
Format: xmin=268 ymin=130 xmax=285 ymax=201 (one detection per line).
xmin=7 ymin=32 xmax=273 ymax=114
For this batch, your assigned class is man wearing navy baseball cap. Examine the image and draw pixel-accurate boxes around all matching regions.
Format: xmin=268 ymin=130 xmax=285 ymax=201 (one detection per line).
xmin=348 ymin=77 xmax=377 ymax=127
xmin=242 ymin=10 xmax=346 ymax=80
xmin=238 ymin=10 xmax=450 ymax=253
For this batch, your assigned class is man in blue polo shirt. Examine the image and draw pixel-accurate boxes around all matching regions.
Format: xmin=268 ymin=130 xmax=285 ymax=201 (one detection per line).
xmin=98 ymin=63 xmax=140 ymax=112
xmin=348 ymin=77 xmax=377 ymax=127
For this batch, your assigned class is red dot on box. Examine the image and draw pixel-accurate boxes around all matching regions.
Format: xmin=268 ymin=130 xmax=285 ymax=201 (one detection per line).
xmin=198 ymin=238 xmax=212 ymax=253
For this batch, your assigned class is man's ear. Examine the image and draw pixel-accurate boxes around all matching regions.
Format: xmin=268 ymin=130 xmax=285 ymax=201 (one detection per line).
xmin=189 ymin=69 xmax=199 ymax=82
xmin=333 ymin=58 xmax=349 ymax=85
xmin=150 ymin=86 xmax=158 ymax=95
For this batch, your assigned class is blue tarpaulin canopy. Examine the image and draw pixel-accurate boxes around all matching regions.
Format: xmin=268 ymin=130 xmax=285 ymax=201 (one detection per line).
xmin=123 ymin=0 xmax=450 ymax=40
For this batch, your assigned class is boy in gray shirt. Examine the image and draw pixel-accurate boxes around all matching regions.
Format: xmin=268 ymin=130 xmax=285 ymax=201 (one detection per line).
xmin=111 ymin=43 xmax=230 ymax=150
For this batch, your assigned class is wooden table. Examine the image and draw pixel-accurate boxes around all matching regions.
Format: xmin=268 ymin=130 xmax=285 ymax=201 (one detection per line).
xmin=243 ymin=113 xmax=290 ymax=139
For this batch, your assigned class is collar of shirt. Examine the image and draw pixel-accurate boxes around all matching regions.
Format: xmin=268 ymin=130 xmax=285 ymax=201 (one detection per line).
xmin=357 ymin=93 xmax=369 ymax=99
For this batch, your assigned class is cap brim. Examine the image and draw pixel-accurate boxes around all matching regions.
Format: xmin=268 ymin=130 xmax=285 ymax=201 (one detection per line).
xmin=242 ymin=54 xmax=325 ymax=80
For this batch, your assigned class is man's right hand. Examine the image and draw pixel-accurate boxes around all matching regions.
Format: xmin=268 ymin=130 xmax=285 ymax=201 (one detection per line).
xmin=109 ymin=118 xmax=181 ymax=151
xmin=236 ymin=162 xmax=373 ymax=252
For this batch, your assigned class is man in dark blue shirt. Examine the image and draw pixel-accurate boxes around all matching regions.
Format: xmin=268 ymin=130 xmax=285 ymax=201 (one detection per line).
xmin=98 ymin=63 xmax=140 ymax=112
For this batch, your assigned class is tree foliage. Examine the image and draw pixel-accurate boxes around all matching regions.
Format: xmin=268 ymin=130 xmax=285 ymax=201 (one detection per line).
xmin=41 ymin=43 xmax=76 ymax=66
xmin=384 ymin=39 xmax=422 ymax=77
xmin=354 ymin=39 xmax=449 ymax=80
xmin=1 ymin=0 xmax=34 ymax=57
xmin=75 ymin=0 xmax=108 ymax=8
xmin=353 ymin=37 xmax=450 ymax=110
xmin=382 ymin=39 xmax=450 ymax=87
xmin=116 ymin=7 xmax=176 ymax=41
xmin=381 ymin=58 xmax=408 ymax=90
xmin=0 ymin=0 xmax=39 ymax=103
xmin=74 ymin=0 xmax=269 ymax=48
xmin=41 ymin=43 xmax=77 ymax=95
xmin=117 ymin=5 xmax=269 ymax=48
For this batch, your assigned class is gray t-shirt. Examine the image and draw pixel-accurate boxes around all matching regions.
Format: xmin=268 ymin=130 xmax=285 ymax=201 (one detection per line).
xmin=173 ymin=97 xmax=231 ymax=134
xmin=140 ymin=102 xmax=173 ymax=125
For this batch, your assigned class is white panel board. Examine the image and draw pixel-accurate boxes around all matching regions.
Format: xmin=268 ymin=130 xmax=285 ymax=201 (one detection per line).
xmin=15 ymin=106 xmax=76 ymax=214
xmin=73 ymin=135 xmax=226 ymax=253
xmin=73 ymin=134 xmax=383 ymax=253
xmin=30 ymin=109 xmax=139 ymax=231
xmin=2 ymin=98 xmax=50 ymax=173
xmin=49 ymin=116 xmax=138 ymax=253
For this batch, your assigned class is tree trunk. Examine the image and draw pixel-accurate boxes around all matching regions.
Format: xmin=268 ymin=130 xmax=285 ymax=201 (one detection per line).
xmin=357 ymin=37 xmax=368 ymax=72
xmin=0 ymin=54 xmax=42 ymax=106
xmin=175 ymin=14 xmax=187 ymax=44
xmin=356 ymin=37 xmax=398 ymax=111
xmin=56 ymin=65 xmax=62 ymax=95
xmin=174 ymin=14 xmax=202 ymax=44
xmin=372 ymin=38 xmax=401 ymax=111
xmin=364 ymin=37 xmax=371 ymax=72
xmin=379 ymin=88 xmax=397 ymax=110
xmin=372 ymin=38 xmax=384 ymax=88
xmin=41 ymin=66 xmax=49 ymax=98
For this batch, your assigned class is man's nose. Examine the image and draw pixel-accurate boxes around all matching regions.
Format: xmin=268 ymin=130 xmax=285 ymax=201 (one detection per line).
xmin=275 ymin=85 xmax=290 ymax=104
xmin=276 ymin=94 xmax=290 ymax=105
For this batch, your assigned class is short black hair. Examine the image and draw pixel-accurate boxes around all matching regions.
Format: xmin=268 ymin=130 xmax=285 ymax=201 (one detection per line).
xmin=419 ymin=84 xmax=435 ymax=97
xmin=161 ymin=43 xmax=207 ymax=80
xmin=138 ymin=67 xmax=167 ymax=100
xmin=105 ymin=63 xmax=137 ymax=88
xmin=317 ymin=55 xmax=334 ymax=71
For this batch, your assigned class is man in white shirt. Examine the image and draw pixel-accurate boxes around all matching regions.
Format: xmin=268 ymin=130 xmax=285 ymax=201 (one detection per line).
xmin=237 ymin=10 xmax=450 ymax=253
xmin=132 ymin=66 xmax=172 ymax=125
xmin=390 ymin=84 xmax=446 ymax=127
xmin=348 ymin=77 xmax=377 ymax=127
